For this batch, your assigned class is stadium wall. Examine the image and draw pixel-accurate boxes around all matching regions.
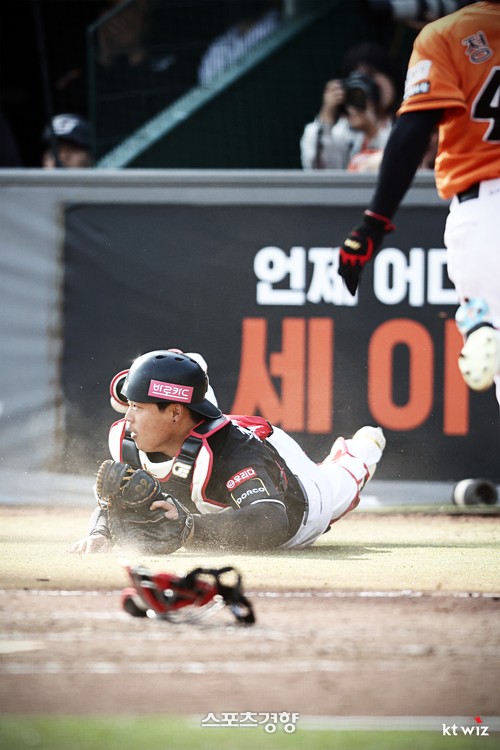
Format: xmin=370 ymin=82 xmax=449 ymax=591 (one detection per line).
xmin=0 ymin=170 xmax=498 ymax=486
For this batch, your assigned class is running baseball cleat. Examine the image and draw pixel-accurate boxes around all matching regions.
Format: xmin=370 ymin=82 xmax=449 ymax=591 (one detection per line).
xmin=350 ymin=426 xmax=386 ymax=487
xmin=351 ymin=425 xmax=386 ymax=452
xmin=458 ymin=325 xmax=500 ymax=391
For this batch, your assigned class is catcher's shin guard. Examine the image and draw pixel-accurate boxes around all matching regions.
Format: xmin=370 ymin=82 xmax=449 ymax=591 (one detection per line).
xmin=349 ymin=426 xmax=386 ymax=487
xmin=324 ymin=427 xmax=385 ymax=490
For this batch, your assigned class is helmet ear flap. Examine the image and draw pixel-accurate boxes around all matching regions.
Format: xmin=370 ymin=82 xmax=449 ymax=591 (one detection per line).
xmin=110 ymin=369 xmax=129 ymax=413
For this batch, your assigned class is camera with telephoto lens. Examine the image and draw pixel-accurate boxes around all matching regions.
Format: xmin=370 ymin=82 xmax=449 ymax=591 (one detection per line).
xmin=341 ymin=72 xmax=380 ymax=112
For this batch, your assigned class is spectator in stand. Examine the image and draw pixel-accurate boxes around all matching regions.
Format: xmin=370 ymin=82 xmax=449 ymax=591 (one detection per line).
xmin=198 ymin=1 xmax=282 ymax=85
xmin=340 ymin=42 xmax=403 ymax=121
xmin=42 ymin=114 xmax=93 ymax=169
xmin=93 ymin=0 xmax=197 ymax=145
xmin=300 ymin=42 xmax=402 ymax=171
xmin=301 ymin=72 xmax=393 ymax=172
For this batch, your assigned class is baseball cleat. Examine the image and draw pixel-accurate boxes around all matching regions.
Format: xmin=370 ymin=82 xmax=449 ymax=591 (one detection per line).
xmin=352 ymin=425 xmax=386 ymax=453
xmin=458 ymin=325 xmax=500 ymax=391
xmin=350 ymin=426 xmax=386 ymax=487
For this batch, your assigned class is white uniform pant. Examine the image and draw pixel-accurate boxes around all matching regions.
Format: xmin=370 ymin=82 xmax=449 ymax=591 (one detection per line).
xmin=444 ymin=177 xmax=500 ymax=409
xmin=267 ymin=427 xmax=382 ymax=549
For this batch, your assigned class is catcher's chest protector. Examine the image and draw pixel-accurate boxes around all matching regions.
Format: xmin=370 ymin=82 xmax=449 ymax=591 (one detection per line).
xmin=165 ymin=415 xmax=230 ymax=512
xmin=119 ymin=415 xmax=229 ymax=513
xmin=118 ymin=414 xmax=273 ymax=514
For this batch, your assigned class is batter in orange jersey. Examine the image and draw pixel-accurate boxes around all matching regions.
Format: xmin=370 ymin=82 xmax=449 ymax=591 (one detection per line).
xmin=399 ymin=1 xmax=500 ymax=199
xmin=338 ymin=1 xmax=500 ymax=436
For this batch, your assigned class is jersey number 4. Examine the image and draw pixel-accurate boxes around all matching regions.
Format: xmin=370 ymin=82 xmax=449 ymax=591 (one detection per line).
xmin=471 ymin=67 xmax=500 ymax=142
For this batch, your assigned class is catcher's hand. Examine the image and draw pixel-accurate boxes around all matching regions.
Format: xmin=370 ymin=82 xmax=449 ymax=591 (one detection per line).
xmin=95 ymin=460 xmax=194 ymax=554
xmin=338 ymin=210 xmax=395 ymax=296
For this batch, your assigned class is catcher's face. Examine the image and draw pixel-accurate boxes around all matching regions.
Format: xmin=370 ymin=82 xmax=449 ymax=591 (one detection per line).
xmin=125 ymin=401 xmax=184 ymax=455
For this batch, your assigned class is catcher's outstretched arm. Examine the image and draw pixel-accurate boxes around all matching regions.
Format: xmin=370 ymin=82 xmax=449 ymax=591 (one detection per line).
xmin=190 ymin=500 xmax=289 ymax=550
xmin=66 ymin=503 xmax=113 ymax=554
xmin=66 ymin=533 xmax=112 ymax=554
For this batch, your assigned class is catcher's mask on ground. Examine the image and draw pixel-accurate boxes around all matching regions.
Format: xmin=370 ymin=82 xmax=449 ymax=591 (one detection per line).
xmin=121 ymin=564 xmax=256 ymax=624
xmin=122 ymin=350 xmax=221 ymax=419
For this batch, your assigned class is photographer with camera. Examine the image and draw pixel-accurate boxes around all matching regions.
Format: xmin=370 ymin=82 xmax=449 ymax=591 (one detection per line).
xmin=300 ymin=70 xmax=393 ymax=171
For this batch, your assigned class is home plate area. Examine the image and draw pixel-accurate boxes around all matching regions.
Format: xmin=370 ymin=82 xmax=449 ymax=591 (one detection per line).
xmin=0 ymin=587 xmax=498 ymax=723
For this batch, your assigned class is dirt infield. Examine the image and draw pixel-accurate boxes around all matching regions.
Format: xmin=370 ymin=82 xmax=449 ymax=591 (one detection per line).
xmin=0 ymin=507 xmax=499 ymax=720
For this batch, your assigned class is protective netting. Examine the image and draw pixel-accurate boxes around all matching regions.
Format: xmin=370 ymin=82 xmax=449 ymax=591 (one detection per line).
xmin=87 ymin=0 xmax=419 ymax=166
xmin=0 ymin=0 xmax=467 ymax=167
xmin=88 ymin=1 xmax=284 ymax=158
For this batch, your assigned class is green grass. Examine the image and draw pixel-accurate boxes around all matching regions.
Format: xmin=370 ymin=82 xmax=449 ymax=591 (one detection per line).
xmin=0 ymin=717 xmax=498 ymax=750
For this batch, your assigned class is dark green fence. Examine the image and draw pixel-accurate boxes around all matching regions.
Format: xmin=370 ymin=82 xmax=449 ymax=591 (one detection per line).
xmin=89 ymin=0 xmax=417 ymax=168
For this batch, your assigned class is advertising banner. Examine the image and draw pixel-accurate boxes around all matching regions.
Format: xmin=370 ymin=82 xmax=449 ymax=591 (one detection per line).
xmin=63 ymin=202 xmax=499 ymax=481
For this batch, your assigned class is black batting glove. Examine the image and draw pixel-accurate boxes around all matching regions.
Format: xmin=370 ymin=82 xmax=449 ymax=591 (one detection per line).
xmin=338 ymin=211 xmax=395 ymax=296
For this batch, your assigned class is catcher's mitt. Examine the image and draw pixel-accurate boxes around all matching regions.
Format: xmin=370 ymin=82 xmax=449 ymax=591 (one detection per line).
xmin=95 ymin=459 xmax=194 ymax=554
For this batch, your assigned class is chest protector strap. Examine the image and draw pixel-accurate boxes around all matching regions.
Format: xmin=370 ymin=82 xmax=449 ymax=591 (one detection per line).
xmin=121 ymin=435 xmax=141 ymax=467
xmin=162 ymin=415 xmax=229 ymax=512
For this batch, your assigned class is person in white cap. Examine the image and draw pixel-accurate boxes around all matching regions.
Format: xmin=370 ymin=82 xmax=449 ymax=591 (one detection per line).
xmin=42 ymin=113 xmax=93 ymax=168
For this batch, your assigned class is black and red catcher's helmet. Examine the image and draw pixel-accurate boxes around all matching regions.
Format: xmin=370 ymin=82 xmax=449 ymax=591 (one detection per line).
xmin=121 ymin=350 xmax=221 ymax=419
xmin=109 ymin=369 xmax=129 ymax=413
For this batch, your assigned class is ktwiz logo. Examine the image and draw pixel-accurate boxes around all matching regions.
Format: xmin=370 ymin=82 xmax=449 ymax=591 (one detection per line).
xmin=442 ymin=717 xmax=489 ymax=736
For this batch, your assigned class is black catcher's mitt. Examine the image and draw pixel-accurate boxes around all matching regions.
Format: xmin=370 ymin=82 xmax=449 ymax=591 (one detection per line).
xmin=95 ymin=460 xmax=194 ymax=554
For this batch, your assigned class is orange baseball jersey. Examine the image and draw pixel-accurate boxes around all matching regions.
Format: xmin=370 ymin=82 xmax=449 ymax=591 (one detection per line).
xmin=398 ymin=1 xmax=500 ymax=199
